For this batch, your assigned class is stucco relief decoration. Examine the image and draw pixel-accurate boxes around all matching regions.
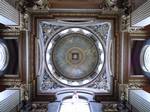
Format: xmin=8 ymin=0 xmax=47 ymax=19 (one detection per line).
xmin=40 ymin=23 xmax=62 ymax=42
xmin=36 ymin=20 xmax=113 ymax=94
xmin=41 ymin=72 xmax=62 ymax=90
xmin=89 ymin=23 xmax=111 ymax=42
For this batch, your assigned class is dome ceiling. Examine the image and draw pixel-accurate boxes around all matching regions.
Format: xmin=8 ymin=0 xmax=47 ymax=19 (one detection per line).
xmin=46 ymin=28 xmax=105 ymax=86
xmin=36 ymin=20 xmax=113 ymax=93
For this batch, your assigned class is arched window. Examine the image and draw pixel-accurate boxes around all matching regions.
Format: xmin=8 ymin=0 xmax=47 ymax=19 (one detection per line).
xmin=140 ymin=40 xmax=150 ymax=75
xmin=0 ymin=41 xmax=9 ymax=73
xmin=141 ymin=45 xmax=150 ymax=72
xmin=143 ymin=45 xmax=150 ymax=72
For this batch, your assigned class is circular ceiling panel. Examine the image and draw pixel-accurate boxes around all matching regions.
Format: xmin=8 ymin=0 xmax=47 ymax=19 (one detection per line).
xmin=52 ymin=33 xmax=99 ymax=80
xmin=46 ymin=28 xmax=105 ymax=86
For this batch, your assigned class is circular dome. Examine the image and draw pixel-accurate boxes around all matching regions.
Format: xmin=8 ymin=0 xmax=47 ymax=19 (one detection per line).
xmin=46 ymin=28 xmax=105 ymax=86
xmin=0 ymin=41 xmax=9 ymax=71
xmin=52 ymin=33 xmax=99 ymax=80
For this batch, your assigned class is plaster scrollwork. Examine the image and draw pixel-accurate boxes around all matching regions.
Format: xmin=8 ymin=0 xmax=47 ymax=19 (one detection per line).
xmin=128 ymin=79 xmax=146 ymax=89
xmin=8 ymin=80 xmax=22 ymax=87
xmin=89 ymin=23 xmax=111 ymax=43
xmin=117 ymin=79 xmax=148 ymax=111
xmin=120 ymin=15 xmax=130 ymax=31
xmin=97 ymin=23 xmax=110 ymax=39
xmin=119 ymin=84 xmax=128 ymax=100
xmin=22 ymin=13 xmax=30 ymax=30
xmin=42 ymin=24 xmax=53 ymax=40
xmin=41 ymin=72 xmax=62 ymax=91
xmin=31 ymin=103 xmax=48 ymax=112
xmin=88 ymin=72 xmax=110 ymax=91
xmin=15 ymin=0 xmax=49 ymax=12
xmin=121 ymin=15 xmax=144 ymax=32
xmin=103 ymin=103 xmax=118 ymax=112
xmin=41 ymin=23 xmax=62 ymax=40
xmin=41 ymin=23 xmax=62 ymax=42
xmin=32 ymin=0 xmax=49 ymax=10
xmin=99 ymin=0 xmax=118 ymax=12
xmin=127 ymin=26 xmax=144 ymax=33
xmin=8 ymin=81 xmax=30 ymax=101
xmin=118 ymin=81 xmax=145 ymax=102
xmin=3 ymin=13 xmax=30 ymax=32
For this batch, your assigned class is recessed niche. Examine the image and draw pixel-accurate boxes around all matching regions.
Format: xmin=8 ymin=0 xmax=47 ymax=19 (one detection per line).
xmin=130 ymin=39 xmax=145 ymax=75
xmin=0 ymin=38 xmax=18 ymax=76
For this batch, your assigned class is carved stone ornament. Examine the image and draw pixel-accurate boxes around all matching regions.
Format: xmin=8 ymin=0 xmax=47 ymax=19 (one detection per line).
xmin=103 ymin=103 xmax=118 ymax=112
xmin=127 ymin=26 xmax=144 ymax=33
xmin=8 ymin=81 xmax=30 ymax=101
xmin=120 ymin=15 xmax=130 ymax=31
xmin=2 ymin=13 xmax=30 ymax=31
xmin=128 ymin=79 xmax=146 ymax=89
xmin=31 ymin=103 xmax=48 ymax=112
xmin=118 ymin=81 xmax=145 ymax=102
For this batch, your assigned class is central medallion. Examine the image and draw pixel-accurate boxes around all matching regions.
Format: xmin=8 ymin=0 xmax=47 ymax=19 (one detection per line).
xmin=46 ymin=28 xmax=105 ymax=86
xmin=66 ymin=47 xmax=85 ymax=66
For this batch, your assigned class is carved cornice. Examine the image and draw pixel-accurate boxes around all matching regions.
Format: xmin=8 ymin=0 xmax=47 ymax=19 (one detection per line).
xmin=103 ymin=102 xmax=118 ymax=112
xmin=0 ymin=13 xmax=30 ymax=32
xmin=31 ymin=102 xmax=48 ymax=112
xmin=16 ymin=0 xmax=119 ymax=13
xmin=127 ymin=26 xmax=144 ymax=33
xmin=118 ymin=79 xmax=148 ymax=102
xmin=128 ymin=79 xmax=148 ymax=89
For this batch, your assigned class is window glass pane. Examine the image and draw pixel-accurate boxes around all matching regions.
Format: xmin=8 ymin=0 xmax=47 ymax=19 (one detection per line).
xmin=0 ymin=42 xmax=9 ymax=71
xmin=143 ymin=45 xmax=150 ymax=72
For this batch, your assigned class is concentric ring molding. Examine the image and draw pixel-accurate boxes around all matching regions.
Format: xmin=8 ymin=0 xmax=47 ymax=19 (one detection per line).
xmin=45 ymin=27 xmax=105 ymax=86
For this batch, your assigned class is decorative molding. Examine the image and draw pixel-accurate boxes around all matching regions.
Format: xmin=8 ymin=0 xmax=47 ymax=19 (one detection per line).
xmin=118 ymin=80 xmax=147 ymax=102
xmin=88 ymin=72 xmax=111 ymax=92
xmin=121 ymin=15 xmax=144 ymax=33
xmin=127 ymin=26 xmax=144 ymax=33
xmin=118 ymin=84 xmax=128 ymax=101
xmin=8 ymin=82 xmax=29 ymax=101
xmin=33 ymin=0 xmax=49 ymax=10
xmin=1 ymin=13 xmax=30 ymax=32
xmin=41 ymin=73 xmax=62 ymax=91
xmin=103 ymin=103 xmax=118 ymax=112
xmin=16 ymin=0 xmax=119 ymax=13
xmin=128 ymin=79 xmax=147 ymax=89
xmin=120 ymin=15 xmax=130 ymax=31
xmin=31 ymin=102 xmax=48 ymax=112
